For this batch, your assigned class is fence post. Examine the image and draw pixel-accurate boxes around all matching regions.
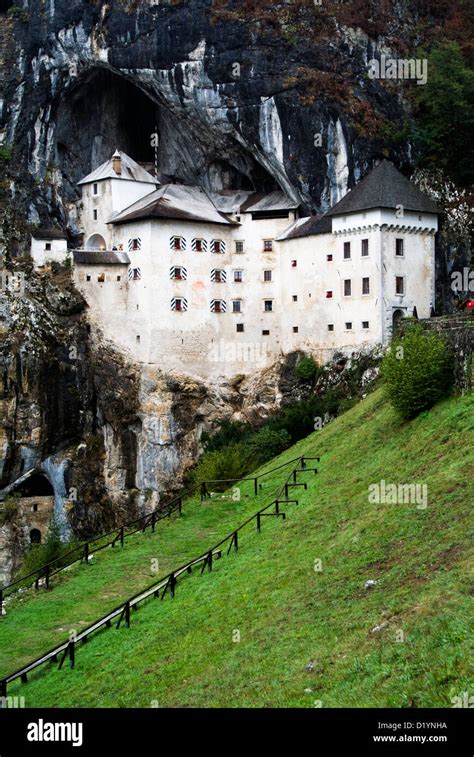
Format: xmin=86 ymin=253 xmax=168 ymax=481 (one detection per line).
xmin=207 ymin=550 xmax=213 ymax=572
xmin=170 ymin=573 xmax=176 ymax=598
xmin=45 ymin=566 xmax=50 ymax=591
xmin=120 ymin=527 xmax=124 ymax=548
xmin=257 ymin=512 xmax=261 ymax=532
xmin=69 ymin=640 xmax=75 ymax=669
xmin=275 ymin=500 xmax=279 ymax=515
xmin=234 ymin=531 xmax=238 ymax=552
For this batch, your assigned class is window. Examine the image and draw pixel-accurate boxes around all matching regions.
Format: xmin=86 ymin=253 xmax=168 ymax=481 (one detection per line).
xmin=327 ymin=324 xmax=334 ymax=332
xmin=211 ymin=269 xmax=226 ymax=283
xmin=136 ymin=335 xmax=141 ymax=343
xmin=129 ymin=267 xmax=141 ymax=281
xmin=45 ymin=242 xmax=52 ymax=251
xmin=211 ymin=299 xmax=226 ymax=313
xmin=32 ymin=503 xmax=38 ymax=512
xmin=327 ymin=254 xmax=333 ymax=262
xmin=344 ymin=279 xmax=352 ymax=297
xmin=86 ymin=275 xmax=91 ymax=282
xmin=293 ymin=326 xmax=299 ymax=333
xmin=98 ymin=273 xmax=105 ymax=283
xmin=93 ymin=209 xmax=98 ymax=221
xmin=235 ymin=241 xmax=244 ymax=253
xmin=343 ymin=241 xmax=351 ymax=259
xmin=174 ymin=237 xmax=182 ymax=250
xmin=263 ymin=240 xmax=273 ymax=252
xmin=116 ymin=275 xmax=121 ymax=282
xmin=232 ymin=300 xmax=242 ymax=313
xmin=129 ymin=238 xmax=142 ymax=251
xmin=326 ymin=290 xmax=333 ymax=299
xmin=264 ymin=300 xmax=273 ymax=312
xmin=291 ymin=260 xmax=297 ymax=268
xmin=234 ymin=270 xmax=243 ymax=283
xmin=193 ymin=239 xmax=203 ymax=252
xmin=396 ymin=276 xmax=405 ymax=295
xmin=292 ymin=295 xmax=298 ymax=302
xmin=362 ymin=277 xmax=370 ymax=295
xmin=93 ymin=183 xmax=98 ymax=195
xmin=361 ymin=239 xmax=369 ymax=256
xmin=345 ymin=322 xmax=353 ymax=330
xmin=396 ymin=238 xmax=404 ymax=257
xmin=212 ymin=239 xmax=224 ymax=254
xmin=262 ymin=329 xmax=270 ymax=336
xmin=170 ymin=266 xmax=187 ymax=281
xmin=236 ymin=323 xmax=244 ymax=332
xmin=171 ymin=297 xmax=188 ymax=312
xmin=264 ymin=270 xmax=272 ymax=282
xmin=362 ymin=321 xmax=370 ymax=329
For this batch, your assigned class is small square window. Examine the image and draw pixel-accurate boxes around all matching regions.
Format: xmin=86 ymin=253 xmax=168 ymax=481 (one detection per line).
xmin=174 ymin=238 xmax=182 ymax=250
xmin=194 ymin=239 xmax=203 ymax=252
xmin=328 ymin=324 xmax=334 ymax=332
xmin=263 ymin=240 xmax=273 ymax=252
xmin=98 ymin=273 xmax=105 ymax=283
xmin=86 ymin=275 xmax=91 ymax=282
xmin=362 ymin=321 xmax=370 ymax=329
xmin=175 ymin=299 xmax=183 ymax=311
xmin=345 ymin=322 xmax=353 ymax=330
xmin=264 ymin=300 xmax=273 ymax=312
xmin=262 ymin=329 xmax=270 ymax=336
xmin=326 ymin=291 xmax=333 ymax=299
xmin=396 ymin=276 xmax=405 ymax=294
xmin=45 ymin=242 xmax=52 ymax=251
xmin=344 ymin=279 xmax=352 ymax=297
xmin=362 ymin=277 xmax=370 ymax=295
xmin=396 ymin=238 xmax=404 ymax=256
xmin=93 ymin=209 xmax=98 ymax=221
xmin=264 ymin=270 xmax=272 ymax=282
xmin=32 ymin=503 xmax=38 ymax=512
xmin=232 ymin=300 xmax=242 ymax=313
xmin=234 ymin=270 xmax=243 ymax=283
xmin=291 ymin=260 xmax=297 ymax=267
xmin=293 ymin=326 xmax=299 ymax=333
xmin=343 ymin=241 xmax=351 ymax=259
xmin=235 ymin=241 xmax=244 ymax=253
xmin=292 ymin=295 xmax=298 ymax=302
xmin=86 ymin=324 xmax=91 ymax=333
xmin=136 ymin=335 xmax=141 ymax=343
xmin=93 ymin=183 xmax=98 ymax=195
xmin=361 ymin=239 xmax=369 ymax=256
xmin=236 ymin=323 xmax=244 ymax=333
xmin=116 ymin=275 xmax=121 ymax=282
xmin=213 ymin=240 xmax=222 ymax=254
xmin=327 ymin=254 xmax=333 ymax=262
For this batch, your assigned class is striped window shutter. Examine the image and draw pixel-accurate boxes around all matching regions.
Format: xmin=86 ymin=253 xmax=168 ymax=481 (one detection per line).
xmin=128 ymin=238 xmax=142 ymax=251
xmin=170 ymin=236 xmax=187 ymax=251
xmin=171 ymin=297 xmax=188 ymax=311
xmin=169 ymin=267 xmax=187 ymax=280
xmin=211 ymin=269 xmax=226 ymax=283
xmin=211 ymin=239 xmax=225 ymax=253
xmin=211 ymin=299 xmax=227 ymax=313
xmin=128 ymin=267 xmax=141 ymax=281
xmin=192 ymin=238 xmax=208 ymax=252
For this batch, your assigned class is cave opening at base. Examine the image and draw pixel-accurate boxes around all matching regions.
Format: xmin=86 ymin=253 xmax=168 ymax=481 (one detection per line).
xmin=15 ymin=473 xmax=54 ymax=497
xmin=0 ymin=1 xmax=13 ymax=14
xmin=54 ymin=68 xmax=280 ymax=202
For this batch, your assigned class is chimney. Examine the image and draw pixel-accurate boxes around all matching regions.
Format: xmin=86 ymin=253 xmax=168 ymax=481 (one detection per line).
xmin=112 ymin=150 xmax=122 ymax=176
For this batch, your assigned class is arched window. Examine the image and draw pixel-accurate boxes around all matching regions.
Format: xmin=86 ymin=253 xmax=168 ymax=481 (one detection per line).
xmin=30 ymin=529 xmax=42 ymax=544
xmin=85 ymin=233 xmax=107 ymax=250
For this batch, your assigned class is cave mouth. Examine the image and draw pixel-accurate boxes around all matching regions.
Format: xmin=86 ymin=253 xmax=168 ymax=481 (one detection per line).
xmin=54 ymin=67 xmax=281 ymax=202
xmin=16 ymin=473 xmax=54 ymax=497
xmin=0 ymin=1 xmax=13 ymax=14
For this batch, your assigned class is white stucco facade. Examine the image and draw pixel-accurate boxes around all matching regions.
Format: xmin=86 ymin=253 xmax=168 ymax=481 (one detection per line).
xmin=34 ymin=152 xmax=438 ymax=379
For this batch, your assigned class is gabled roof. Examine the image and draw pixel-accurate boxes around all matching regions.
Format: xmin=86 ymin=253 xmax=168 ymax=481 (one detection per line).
xmin=73 ymin=250 xmax=130 ymax=265
xmin=326 ymin=160 xmax=439 ymax=216
xmin=276 ymin=213 xmax=332 ymax=241
xmin=108 ymin=184 xmax=239 ymax=226
xmin=240 ymin=191 xmax=300 ymax=213
xmin=78 ymin=151 xmax=157 ymax=186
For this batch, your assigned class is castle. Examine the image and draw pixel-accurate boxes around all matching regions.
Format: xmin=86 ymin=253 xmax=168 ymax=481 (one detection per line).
xmin=31 ymin=152 xmax=439 ymax=378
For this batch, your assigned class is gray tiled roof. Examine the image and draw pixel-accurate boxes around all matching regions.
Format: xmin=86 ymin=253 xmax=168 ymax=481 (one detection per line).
xmin=73 ymin=250 xmax=130 ymax=265
xmin=277 ymin=213 xmax=332 ymax=241
xmin=78 ymin=151 xmax=157 ymax=186
xmin=327 ymin=160 xmax=439 ymax=216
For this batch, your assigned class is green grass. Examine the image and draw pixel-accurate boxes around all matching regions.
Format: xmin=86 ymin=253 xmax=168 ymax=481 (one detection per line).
xmin=2 ymin=388 xmax=473 ymax=708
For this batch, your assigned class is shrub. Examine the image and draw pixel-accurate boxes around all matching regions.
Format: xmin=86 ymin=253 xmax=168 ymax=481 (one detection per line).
xmin=381 ymin=327 xmax=453 ymax=419
xmin=246 ymin=427 xmax=291 ymax=464
xmin=191 ymin=444 xmax=252 ymax=492
xmin=0 ymin=494 xmax=20 ymax=525
xmin=296 ymin=354 xmax=319 ymax=382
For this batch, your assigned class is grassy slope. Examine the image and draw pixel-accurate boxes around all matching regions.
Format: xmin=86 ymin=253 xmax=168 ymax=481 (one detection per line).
xmin=4 ymin=388 xmax=474 ymax=707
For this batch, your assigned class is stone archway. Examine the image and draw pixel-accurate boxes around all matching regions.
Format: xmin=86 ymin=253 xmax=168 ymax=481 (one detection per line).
xmin=85 ymin=233 xmax=107 ymax=250
xmin=392 ymin=309 xmax=404 ymax=334
xmin=29 ymin=528 xmax=42 ymax=544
